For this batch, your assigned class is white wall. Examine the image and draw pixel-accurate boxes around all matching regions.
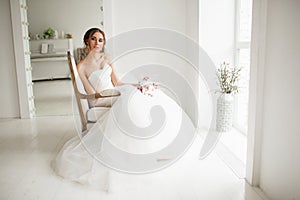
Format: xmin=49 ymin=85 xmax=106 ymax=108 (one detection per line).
xmin=256 ymin=1 xmax=300 ymax=199
xmin=0 ymin=0 xmax=20 ymax=118
xmin=27 ymin=0 xmax=103 ymax=51
xmin=199 ymin=0 xmax=235 ymax=66
xmin=111 ymin=0 xmax=187 ymax=36
xmin=109 ymin=0 xmax=192 ymax=78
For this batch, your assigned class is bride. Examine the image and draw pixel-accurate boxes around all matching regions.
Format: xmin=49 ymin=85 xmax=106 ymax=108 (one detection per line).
xmin=53 ymin=28 xmax=195 ymax=190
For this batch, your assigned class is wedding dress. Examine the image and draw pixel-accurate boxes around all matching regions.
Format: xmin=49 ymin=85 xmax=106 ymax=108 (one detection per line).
xmin=53 ymin=64 xmax=195 ymax=190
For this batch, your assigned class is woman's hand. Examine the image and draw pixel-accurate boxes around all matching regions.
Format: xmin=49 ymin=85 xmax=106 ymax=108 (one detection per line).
xmin=131 ymin=83 xmax=140 ymax=88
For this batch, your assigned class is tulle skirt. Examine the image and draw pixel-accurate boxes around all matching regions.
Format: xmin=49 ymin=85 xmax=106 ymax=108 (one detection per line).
xmin=52 ymin=85 xmax=195 ymax=189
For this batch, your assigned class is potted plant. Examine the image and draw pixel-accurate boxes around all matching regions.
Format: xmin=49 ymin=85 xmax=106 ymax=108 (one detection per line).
xmin=216 ymin=62 xmax=241 ymax=132
xmin=43 ymin=28 xmax=55 ymax=39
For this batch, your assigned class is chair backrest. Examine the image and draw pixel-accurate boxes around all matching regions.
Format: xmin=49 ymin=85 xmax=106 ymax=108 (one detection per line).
xmin=67 ymin=51 xmax=90 ymax=132
xmin=76 ymin=47 xmax=88 ymax=63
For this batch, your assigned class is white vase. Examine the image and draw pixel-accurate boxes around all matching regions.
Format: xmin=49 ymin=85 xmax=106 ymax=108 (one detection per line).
xmin=216 ymin=93 xmax=234 ymax=132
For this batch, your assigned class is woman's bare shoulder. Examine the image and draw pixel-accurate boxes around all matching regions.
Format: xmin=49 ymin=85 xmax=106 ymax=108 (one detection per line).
xmin=77 ymin=58 xmax=87 ymax=69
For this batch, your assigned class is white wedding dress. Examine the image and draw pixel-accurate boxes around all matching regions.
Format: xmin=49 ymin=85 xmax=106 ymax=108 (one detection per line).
xmin=53 ymin=64 xmax=195 ymax=190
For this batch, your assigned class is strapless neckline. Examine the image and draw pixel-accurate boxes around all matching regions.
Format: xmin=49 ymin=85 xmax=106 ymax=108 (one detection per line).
xmin=88 ymin=66 xmax=110 ymax=80
xmin=87 ymin=65 xmax=114 ymax=92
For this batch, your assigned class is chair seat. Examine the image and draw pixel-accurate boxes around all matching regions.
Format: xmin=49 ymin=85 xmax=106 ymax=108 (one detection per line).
xmin=86 ymin=107 xmax=111 ymax=122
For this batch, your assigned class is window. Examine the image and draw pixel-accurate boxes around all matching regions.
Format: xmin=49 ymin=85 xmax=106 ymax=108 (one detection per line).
xmin=234 ymin=0 xmax=252 ymax=134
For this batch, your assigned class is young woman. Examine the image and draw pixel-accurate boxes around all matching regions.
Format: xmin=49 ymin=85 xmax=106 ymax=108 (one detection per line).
xmin=53 ymin=28 xmax=195 ymax=191
xmin=77 ymin=28 xmax=136 ymax=107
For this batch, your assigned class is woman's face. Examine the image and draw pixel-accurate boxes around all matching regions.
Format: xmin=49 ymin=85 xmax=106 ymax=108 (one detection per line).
xmin=87 ymin=31 xmax=104 ymax=52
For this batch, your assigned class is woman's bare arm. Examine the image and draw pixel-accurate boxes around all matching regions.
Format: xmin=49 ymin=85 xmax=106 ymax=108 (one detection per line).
xmin=107 ymin=61 xmax=138 ymax=87
xmin=109 ymin=63 xmax=122 ymax=86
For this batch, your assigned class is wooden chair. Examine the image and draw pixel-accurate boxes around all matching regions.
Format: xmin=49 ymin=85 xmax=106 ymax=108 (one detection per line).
xmin=67 ymin=51 xmax=120 ymax=133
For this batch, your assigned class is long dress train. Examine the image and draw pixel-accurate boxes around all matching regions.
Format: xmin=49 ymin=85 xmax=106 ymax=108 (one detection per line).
xmin=52 ymin=64 xmax=195 ymax=190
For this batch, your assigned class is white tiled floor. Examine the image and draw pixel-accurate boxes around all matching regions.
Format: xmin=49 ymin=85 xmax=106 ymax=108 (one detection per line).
xmin=215 ymin=128 xmax=247 ymax=178
xmin=219 ymin=129 xmax=247 ymax=165
xmin=0 ymin=80 xmax=267 ymax=200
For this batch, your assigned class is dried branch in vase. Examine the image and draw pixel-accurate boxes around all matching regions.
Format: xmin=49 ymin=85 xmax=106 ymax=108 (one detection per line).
xmin=216 ymin=62 xmax=242 ymax=95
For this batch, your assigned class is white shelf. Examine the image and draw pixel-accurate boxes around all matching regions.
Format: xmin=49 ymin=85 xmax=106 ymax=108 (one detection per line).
xmin=31 ymin=56 xmax=67 ymax=62
xmin=29 ymin=38 xmax=73 ymax=81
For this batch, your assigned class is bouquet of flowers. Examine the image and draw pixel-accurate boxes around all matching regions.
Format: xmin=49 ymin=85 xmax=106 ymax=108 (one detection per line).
xmin=137 ymin=77 xmax=159 ymax=97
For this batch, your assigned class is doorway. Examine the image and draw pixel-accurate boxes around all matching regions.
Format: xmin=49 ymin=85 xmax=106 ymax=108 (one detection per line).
xmin=32 ymin=80 xmax=73 ymax=116
xmin=12 ymin=0 xmax=104 ymax=117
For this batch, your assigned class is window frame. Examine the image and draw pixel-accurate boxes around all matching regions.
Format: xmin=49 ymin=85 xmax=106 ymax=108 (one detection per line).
xmin=233 ymin=0 xmax=252 ymax=134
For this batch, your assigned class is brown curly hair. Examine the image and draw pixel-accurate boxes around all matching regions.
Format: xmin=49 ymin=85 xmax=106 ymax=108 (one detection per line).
xmin=83 ymin=27 xmax=106 ymax=46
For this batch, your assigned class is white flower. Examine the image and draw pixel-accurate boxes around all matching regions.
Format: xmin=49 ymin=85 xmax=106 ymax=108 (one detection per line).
xmin=137 ymin=77 xmax=159 ymax=97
